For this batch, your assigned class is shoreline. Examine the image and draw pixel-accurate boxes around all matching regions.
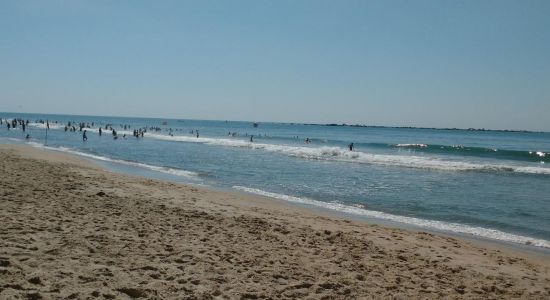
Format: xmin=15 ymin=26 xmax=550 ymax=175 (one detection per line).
xmin=1 ymin=143 xmax=549 ymax=298
xmin=7 ymin=139 xmax=550 ymax=253
xmin=5 ymin=140 xmax=550 ymax=254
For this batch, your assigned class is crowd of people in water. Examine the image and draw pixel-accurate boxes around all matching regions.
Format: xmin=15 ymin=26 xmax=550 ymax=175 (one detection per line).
xmin=1 ymin=117 xmax=357 ymax=151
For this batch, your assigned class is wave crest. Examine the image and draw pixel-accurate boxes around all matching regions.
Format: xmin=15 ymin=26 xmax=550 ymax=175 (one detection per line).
xmin=146 ymin=134 xmax=550 ymax=175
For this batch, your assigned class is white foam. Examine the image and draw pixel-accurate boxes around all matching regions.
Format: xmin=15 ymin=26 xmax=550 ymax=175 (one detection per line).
xmin=28 ymin=122 xmax=65 ymax=130
xmin=81 ymin=127 xmax=134 ymax=136
xmin=145 ymin=133 xmax=550 ymax=175
xmin=529 ymin=151 xmax=546 ymax=158
xmin=23 ymin=126 xmax=550 ymax=175
xmin=26 ymin=142 xmax=198 ymax=179
xmin=28 ymin=123 xmax=135 ymax=136
xmin=396 ymin=143 xmax=428 ymax=148
xmin=233 ymin=186 xmax=550 ymax=248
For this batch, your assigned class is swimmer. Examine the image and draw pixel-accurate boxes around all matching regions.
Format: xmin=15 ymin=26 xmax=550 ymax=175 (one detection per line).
xmin=83 ymin=130 xmax=88 ymax=141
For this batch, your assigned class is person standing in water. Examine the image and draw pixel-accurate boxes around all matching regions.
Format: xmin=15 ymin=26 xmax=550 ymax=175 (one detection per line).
xmin=99 ymin=127 xmax=102 ymax=136
xmin=83 ymin=130 xmax=88 ymax=141
xmin=348 ymin=143 xmax=354 ymax=151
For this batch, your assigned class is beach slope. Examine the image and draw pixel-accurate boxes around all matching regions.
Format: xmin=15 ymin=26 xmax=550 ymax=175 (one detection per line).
xmin=0 ymin=144 xmax=548 ymax=299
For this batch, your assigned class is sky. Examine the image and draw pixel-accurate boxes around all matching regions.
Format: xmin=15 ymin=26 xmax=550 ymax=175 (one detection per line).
xmin=1 ymin=1 xmax=549 ymax=131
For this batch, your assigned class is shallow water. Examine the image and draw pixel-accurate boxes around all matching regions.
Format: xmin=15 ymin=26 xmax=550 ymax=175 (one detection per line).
xmin=1 ymin=112 xmax=549 ymax=247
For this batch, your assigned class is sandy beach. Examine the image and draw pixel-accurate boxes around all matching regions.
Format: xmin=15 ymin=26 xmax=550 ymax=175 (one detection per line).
xmin=0 ymin=144 xmax=549 ymax=299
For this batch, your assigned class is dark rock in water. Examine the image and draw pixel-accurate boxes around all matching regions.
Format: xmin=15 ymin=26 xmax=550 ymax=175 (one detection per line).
xmin=0 ymin=259 xmax=10 ymax=267
xmin=117 ymin=288 xmax=147 ymax=298
xmin=28 ymin=276 xmax=42 ymax=285
xmin=455 ymin=286 xmax=466 ymax=294
xmin=96 ymin=191 xmax=107 ymax=197
xmin=26 ymin=292 xmax=43 ymax=300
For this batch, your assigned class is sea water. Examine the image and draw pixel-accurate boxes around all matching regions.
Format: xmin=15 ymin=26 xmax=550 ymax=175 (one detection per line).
xmin=1 ymin=112 xmax=549 ymax=248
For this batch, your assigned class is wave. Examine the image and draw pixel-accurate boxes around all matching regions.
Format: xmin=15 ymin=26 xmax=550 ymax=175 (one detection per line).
xmin=396 ymin=143 xmax=428 ymax=148
xmin=393 ymin=143 xmax=548 ymax=163
xmin=79 ymin=127 xmax=134 ymax=136
xmin=28 ymin=122 xmax=66 ymax=130
xmin=233 ymin=186 xmax=550 ymax=248
xmin=23 ymin=125 xmax=550 ymax=174
xmin=28 ymin=123 xmax=135 ymax=136
xmin=26 ymin=142 xmax=198 ymax=179
xmin=145 ymin=133 xmax=550 ymax=175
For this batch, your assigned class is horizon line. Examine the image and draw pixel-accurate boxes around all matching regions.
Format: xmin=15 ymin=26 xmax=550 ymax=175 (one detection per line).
xmin=1 ymin=110 xmax=548 ymax=134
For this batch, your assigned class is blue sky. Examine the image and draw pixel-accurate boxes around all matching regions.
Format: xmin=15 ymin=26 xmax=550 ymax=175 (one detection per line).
xmin=1 ymin=1 xmax=549 ymax=130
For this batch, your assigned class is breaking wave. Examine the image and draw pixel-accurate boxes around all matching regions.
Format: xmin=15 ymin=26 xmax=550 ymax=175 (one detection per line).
xmin=393 ymin=143 xmax=547 ymax=163
xmin=21 ymin=125 xmax=550 ymax=174
xmin=26 ymin=142 xmax=198 ymax=179
xmin=145 ymin=133 xmax=550 ymax=175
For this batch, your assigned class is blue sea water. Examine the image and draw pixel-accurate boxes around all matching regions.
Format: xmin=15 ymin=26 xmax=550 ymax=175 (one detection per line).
xmin=1 ymin=112 xmax=549 ymax=248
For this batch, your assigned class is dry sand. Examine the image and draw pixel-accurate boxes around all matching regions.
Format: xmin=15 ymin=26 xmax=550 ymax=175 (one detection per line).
xmin=0 ymin=144 xmax=549 ymax=299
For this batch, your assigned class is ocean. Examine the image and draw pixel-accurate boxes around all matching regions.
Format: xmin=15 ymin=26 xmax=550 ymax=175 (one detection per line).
xmin=1 ymin=112 xmax=549 ymax=248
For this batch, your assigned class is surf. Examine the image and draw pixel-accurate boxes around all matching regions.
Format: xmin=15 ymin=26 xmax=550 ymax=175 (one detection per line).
xmin=19 ymin=124 xmax=550 ymax=174
xmin=233 ymin=185 xmax=550 ymax=248
xmin=26 ymin=141 xmax=199 ymax=179
xmin=144 ymin=133 xmax=550 ymax=175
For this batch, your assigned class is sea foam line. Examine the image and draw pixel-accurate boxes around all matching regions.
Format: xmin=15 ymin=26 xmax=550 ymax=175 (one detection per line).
xmin=396 ymin=143 xmax=428 ymax=148
xmin=146 ymin=133 xmax=550 ymax=175
xmin=28 ymin=123 xmax=135 ymax=136
xmin=28 ymin=122 xmax=66 ymax=130
xmin=26 ymin=142 xmax=198 ymax=179
xmin=26 ymin=125 xmax=550 ymax=175
xmin=232 ymin=186 xmax=550 ymax=248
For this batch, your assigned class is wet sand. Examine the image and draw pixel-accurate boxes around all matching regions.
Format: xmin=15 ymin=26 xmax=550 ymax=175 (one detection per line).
xmin=1 ymin=144 xmax=549 ymax=299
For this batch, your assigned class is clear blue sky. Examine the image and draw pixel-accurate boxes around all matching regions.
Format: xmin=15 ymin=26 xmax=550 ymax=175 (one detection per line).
xmin=1 ymin=1 xmax=549 ymax=130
